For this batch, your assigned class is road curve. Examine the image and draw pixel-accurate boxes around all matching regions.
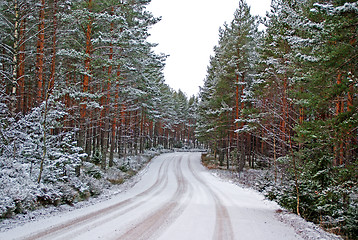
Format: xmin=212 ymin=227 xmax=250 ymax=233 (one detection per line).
xmin=0 ymin=152 xmax=302 ymax=240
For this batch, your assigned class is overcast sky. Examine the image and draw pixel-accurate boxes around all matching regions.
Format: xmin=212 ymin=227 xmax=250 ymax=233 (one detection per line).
xmin=147 ymin=0 xmax=272 ymax=97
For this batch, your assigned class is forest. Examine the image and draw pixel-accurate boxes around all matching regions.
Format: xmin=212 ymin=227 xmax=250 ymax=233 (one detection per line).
xmin=0 ymin=0 xmax=197 ymax=224
xmin=0 ymin=0 xmax=357 ymax=239
xmin=197 ymin=0 xmax=357 ymax=238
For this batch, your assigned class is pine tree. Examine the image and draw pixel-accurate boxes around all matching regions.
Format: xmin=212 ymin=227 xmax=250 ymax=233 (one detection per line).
xmin=0 ymin=0 xmax=195 ymax=218
xmin=197 ymin=0 xmax=259 ymax=168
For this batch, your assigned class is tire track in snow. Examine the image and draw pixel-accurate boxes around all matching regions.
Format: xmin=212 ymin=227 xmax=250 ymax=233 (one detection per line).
xmin=53 ymin=159 xmax=174 ymax=240
xmin=188 ymin=157 xmax=234 ymax=240
xmin=20 ymin=156 xmax=173 ymax=240
xmin=116 ymin=156 xmax=193 ymax=240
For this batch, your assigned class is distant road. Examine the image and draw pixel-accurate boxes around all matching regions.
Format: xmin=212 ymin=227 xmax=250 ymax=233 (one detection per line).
xmin=0 ymin=152 xmax=302 ymax=240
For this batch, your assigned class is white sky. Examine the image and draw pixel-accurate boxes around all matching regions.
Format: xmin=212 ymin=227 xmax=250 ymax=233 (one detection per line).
xmin=147 ymin=0 xmax=272 ymax=97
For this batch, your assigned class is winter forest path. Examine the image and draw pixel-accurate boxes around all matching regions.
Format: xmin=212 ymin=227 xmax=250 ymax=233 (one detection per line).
xmin=0 ymin=152 xmax=302 ymax=240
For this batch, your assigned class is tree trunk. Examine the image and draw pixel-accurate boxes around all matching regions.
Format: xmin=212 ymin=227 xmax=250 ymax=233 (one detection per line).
xmin=79 ymin=0 xmax=92 ymax=148
xmin=140 ymin=110 xmax=145 ymax=153
xmin=109 ymin=70 xmax=120 ymax=167
xmin=48 ymin=0 xmax=57 ymax=95
xmin=281 ymin=75 xmax=288 ymax=153
xmin=289 ymin=135 xmax=300 ymax=216
xmin=17 ymin=18 xmax=26 ymax=114
xmin=273 ymin=133 xmax=277 ymax=183
xmin=36 ymin=0 xmax=45 ymax=104
xmin=334 ymin=71 xmax=344 ymax=166
xmin=10 ymin=0 xmax=20 ymax=116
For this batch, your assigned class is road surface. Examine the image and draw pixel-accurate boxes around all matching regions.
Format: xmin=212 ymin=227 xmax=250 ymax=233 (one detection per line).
xmin=0 ymin=152 xmax=302 ymax=240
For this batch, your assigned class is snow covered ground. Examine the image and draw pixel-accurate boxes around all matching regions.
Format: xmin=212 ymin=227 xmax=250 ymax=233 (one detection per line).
xmin=0 ymin=152 xmax=341 ymax=240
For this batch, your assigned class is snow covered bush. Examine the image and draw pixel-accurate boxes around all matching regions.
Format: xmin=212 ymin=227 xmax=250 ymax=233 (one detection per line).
xmin=13 ymin=98 xmax=86 ymax=183
xmin=211 ymin=155 xmax=357 ymax=239
xmin=0 ymin=158 xmax=37 ymax=217
xmin=82 ymin=162 xmax=103 ymax=180
xmin=43 ymin=131 xmax=85 ymax=183
xmin=0 ymin=98 xmax=89 ymax=217
xmin=258 ymin=161 xmax=358 ymax=238
xmin=0 ymin=102 xmax=12 ymax=157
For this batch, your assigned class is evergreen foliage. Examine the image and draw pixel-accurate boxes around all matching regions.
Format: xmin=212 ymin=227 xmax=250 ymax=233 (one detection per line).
xmin=1 ymin=0 xmax=357 ymax=238
xmin=0 ymin=0 xmax=197 ymax=219
xmin=197 ymin=0 xmax=357 ymax=238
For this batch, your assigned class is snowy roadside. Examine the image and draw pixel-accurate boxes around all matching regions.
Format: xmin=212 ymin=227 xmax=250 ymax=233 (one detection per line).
xmin=0 ymin=151 xmax=167 ymax=232
xmin=0 ymin=152 xmax=343 ymax=240
xmin=209 ymin=169 xmax=343 ymax=240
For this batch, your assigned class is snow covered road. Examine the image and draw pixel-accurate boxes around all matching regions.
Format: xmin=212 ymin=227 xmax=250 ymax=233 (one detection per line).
xmin=0 ymin=152 xmax=303 ymax=240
